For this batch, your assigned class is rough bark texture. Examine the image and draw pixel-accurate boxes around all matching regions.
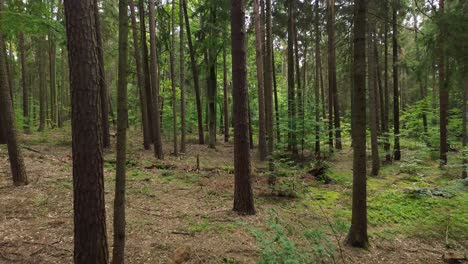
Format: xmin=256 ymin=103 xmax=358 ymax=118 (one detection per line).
xmin=94 ymin=0 xmax=111 ymax=149
xmin=347 ymin=0 xmax=368 ymax=248
xmin=129 ymin=0 xmax=151 ymax=150
xmin=148 ymin=0 xmax=163 ymax=159
xmin=183 ymin=0 xmax=204 ymax=145
xmin=439 ymin=0 xmax=448 ymax=165
xmin=254 ymin=0 xmax=267 ymax=160
xmin=231 ymin=0 xmax=255 ymax=215
xmin=180 ymin=0 xmax=186 ymax=152
xmin=112 ymin=0 xmax=129 ymax=262
xmin=64 ymin=0 xmax=109 ymax=262
xmin=392 ymin=0 xmax=401 ymax=161
xmin=0 ymin=1 xmax=28 ymax=186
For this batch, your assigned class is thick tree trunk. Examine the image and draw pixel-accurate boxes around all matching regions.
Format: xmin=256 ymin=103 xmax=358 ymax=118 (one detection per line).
xmin=231 ymin=0 xmax=255 ymax=215
xmin=94 ymin=0 xmax=111 ymax=149
xmin=148 ymin=0 xmax=163 ymax=159
xmin=439 ymin=0 xmax=448 ymax=165
xmin=19 ymin=32 xmax=29 ymax=133
xmin=63 ymin=0 xmax=109 ymax=262
xmin=0 ymin=3 xmax=28 ymax=186
xmin=129 ymin=0 xmax=151 ymax=150
xmin=170 ymin=0 xmax=178 ymax=155
xmin=182 ymin=0 xmax=204 ymax=145
xmin=314 ymin=0 xmax=321 ymax=156
xmin=328 ymin=0 xmax=342 ymax=150
xmin=112 ymin=0 xmax=128 ymax=262
xmin=347 ymin=0 xmax=368 ymax=248
xmin=254 ymin=0 xmax=267 ymax=160
xmin=392 ymin=0 xmax=401 ymax=161
xmin=368 ymin=26 xmax=379 ymax=176
xmin=180 ymin=0 xmax=186 ymax=152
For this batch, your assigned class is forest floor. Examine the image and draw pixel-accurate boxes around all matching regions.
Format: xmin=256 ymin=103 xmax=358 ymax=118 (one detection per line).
xmin=0 ymin=128 xmax=467 ymax=264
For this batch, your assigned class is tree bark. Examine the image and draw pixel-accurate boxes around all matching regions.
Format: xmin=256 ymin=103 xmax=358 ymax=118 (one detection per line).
xmin=94 ymin=0 xmax=111 ymax=149
xmin=223 ymin=39 xmax=229 ymax=143
xmin=314 ymin=0 xmax=321 ymax=156
xmin=182 ymin=0 xmax=204 ymax=145
xmin=38 ymin=38 xmax=46 ymax=132
xmin=287 ymin=0 xmax=297 ymax=155
xmin=439 ymin=0 xmax=448 ymax=165
xmin=272 ymin=51 xmax=281 ymax=143
xmin=112 ymin=0 xmax=128 ymax=262
xmin=19 ymin=32 xmax=29 ymax=133
xmin=265 ymin=0 xmax=275 ymax=163
xmin=49 ymin=1 xmax=58 ymax=128
xmin=231 ymin=0 xmax=255 ymax=215
xmin=180 ymin=0 xmax=186 ymax=152
xmin=254 ymin=0 xmax=267 ymax=160
xmin=63 ymin=0 xmax=109 ymax=262
xmin=170 ymin=0 xmax=178 ymax=155
xmin=148 ymin=0 xmax=163 ymax=159
xmin=462 ymin=65 xmax=467 ymax=179
xmin=207 ymin=5 xmax=217 ymax=149
xmin=392 ymin=0 xmax=401 ymax=161
xmin=328 ymin=0 xmax=341 ymax=150
xmin=346 ymin=0 xmax=368 ymax=248
xmin=0 ymin=1 xmax=28 ymax=186
xmin=368 ymin=26 xmax=379 ymax=176
xmin=293 ymin=6 xmax=303 ymax=156
xmin=383 ymin=0 xmax=391 ymax=162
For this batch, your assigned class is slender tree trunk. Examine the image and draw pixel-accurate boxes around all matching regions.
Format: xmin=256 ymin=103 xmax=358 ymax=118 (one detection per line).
xmin=392 ymin=0 xmax=401 ymax=161
xmin=293 ymin=8 xmax=303 ymax=156
xmin=19 ymin=32 xmax=29 ymax=133
xmin=374 ymin=40 xmax=385 ymax=135
xmin=413 ymin=13 xmax=428 ymax=137
xmin=38 ymin=38 xmax=46 ymax=132
xmin=180 ymin=0 xmax=186 ymax=152
xmin=94 ymin=0 xmax=111 ymax=149
xmin=254 ymin=0 xmax=267 ymax=160
xmin=223 ymin=39 xmax=229 ymax=143
xmin=328 ymin=0 xmax=341 ymax=150
xmin=287 ymin=0 xmax=297 ymax=155
xmin=148 ymin=0 xmax=163 ymax=159
xmin=170 ymin=0 xmax=178 ymax=155
xmin=265 ymin=0 xmax=274 ymax=164
xmin=272 ymin=51 xmax=281 ymax=143
xmin=347 ymin=0 xmax=368 ymax=248
xmin=64 ymin=0 xmax=109 ymax=262
xmin=439 ymin=0 xmax=448 ymax=165
xmin=462 ymin=66 xmax=467 ymax=179
xmin=112 ymin=0 xmax=128 ymax=262
xmin=368 ymin=26 xmax=379 ymax=176
xmin=49 ymin=2 xmax=58 ymax=128
xmin=182 ymin=0 xmax=204 ymax=144
xmin=231 ymin=0 xmax=255 ymax=215
xmin=207 ymin=5 xmax=217 ymax=149
xmin=0 ymin=3 xmax=28 ymax=186
xmin=129 ymin=0 xmax=150 ymax=150
xmin=314 ymin=0 xmax=321 ymax=156
xmin=383 ymin=1 xmax=391 ymax=161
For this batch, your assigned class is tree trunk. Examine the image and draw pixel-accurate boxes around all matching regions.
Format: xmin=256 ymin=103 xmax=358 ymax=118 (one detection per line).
xmin=94 ymin=0 xmax=111 ymax=149
xmin=129 ymin=0 xmax=151 ymax=150
xmin=293 ymin=8 xmax=303 ymax=156
xmin=314 ymin=0 xmax=321 ymax=156
xmin=254 ymin=0 xmax=267 ymax=160
xmin=182 ymin=0 xmax=204 ymax=145
xmin=439 ymin=0 xmax=448 ymax=165
xmin=328 ymin=0 xmax=341 ymax=150
xmin=0 ymin=2 xmax=28 ymax=186
xmin=207 ymin=6 xmax=217 ymax=149
xmin=231 ymin=0 xmax=255 ymax=215
xmin=287 ymin=0 xmax=297 ymax=155
xmin=112 ymin=0 xmax=128 ymax=262
xmin=49 ymin=1 xmax=58 ymax=128
xmin=38 ymin=38 xmax=46 ymax=132
xmin=170 ymin=0 xmax=178 ymax=155
xmin=265 ymin=0 xmax=274 ymax=162
xmin=223 ymin=39 xmax=229 ymax=143
xmin=180 ymin=0 xmax=186 ymax=152
xmin=383 ymin=0 xmax=391 ymax=162
xmin=63 ymin=0 xmax=109 ymax=262
xmin=462 ymin=65 xmax=467 ymax=179
xmin=346 ymin=0 xmax=368 ymax=248
xmin=368 ymin=26 xmax=379 ymax=176
xmin=148 ymin=0 xmax=163 ymax=159
xmin=19 ymin=32 xmax=29 ymax=133
xmin=392 ymin=0 xmax=401 ymax=161
xmin=272 ymin=51 xmax=281 ymax=143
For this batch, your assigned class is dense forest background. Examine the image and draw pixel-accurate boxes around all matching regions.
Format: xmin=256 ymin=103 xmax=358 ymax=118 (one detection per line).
xmin=0 ymin=0 xmax=466 ymax=263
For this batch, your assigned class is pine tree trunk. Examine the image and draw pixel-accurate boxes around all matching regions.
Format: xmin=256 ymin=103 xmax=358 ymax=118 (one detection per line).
xmin=182 ymin=0 xmax=204 ymax=145
xmin=207 ymin=6 xmax=217 ymax=149
xmin=392 ymin=0 xmax=401 ymax=161
xmin=328 ymin=0 xmax=341 ymax=150
xmin=368 ymin=25 xmax=379 ymax=176
xmin=439 ymin=0 xmax=448 ymax=165
xmin=49 ymin=1 xmax=58 ymax=128
xmin=223 ymin=39 xmax=229 ymax=143
xmin=347 ymin=0 xmax=368 ymax=248
xmin=293 ymin=9 xmax=303 ymax=156
xmin=148 ymin=0 xmax=163 ymax=159
xmin=383 ymin=1 xmax=391 ymax=162
xmin=112 ymin=0 xmax=128 ymax=262
xmin=287 ymin=0 xmax=297 ymax=155
xmin=254 ymin=0 xmax=267 ymax=160
xmin=180 ymin=0 xmax=186 ymax=152
xmin=129 ymin=0 xmax=151 ymax=150
xmin=38 ymin=38 xmax=46 ymax=132
xmin=314 ymin=0 xmax=321 ymax=156
xmin=231 ymin=0 xmax=255 ymax=215
xmin=462 ymin=65 xmax=467 ymax=179
xmin=19 ymin=32 xmax=29 ymax=133
xmin=170 ymin=0 xmax=178 ymax=155
xmin=265 ymin=0 xmax=275 ymax=160
xmin=272 ymin=51 xmax=281 ymax=143
xmin=94 ymin=0 xmax=111 ymax=149
xmin=0 ymin=2 xmax=28 ymax=186
xmin=63 ymin=0 xmax=109 ymax=262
